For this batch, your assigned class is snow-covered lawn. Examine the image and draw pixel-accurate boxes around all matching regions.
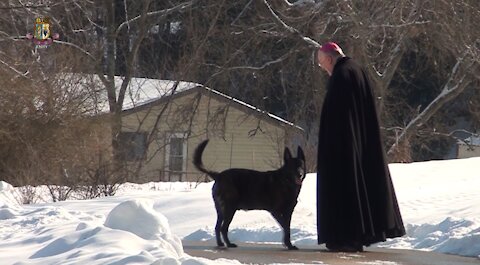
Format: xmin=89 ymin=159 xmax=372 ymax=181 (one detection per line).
xmin=1 ymin=157 xmax=480 ymax=264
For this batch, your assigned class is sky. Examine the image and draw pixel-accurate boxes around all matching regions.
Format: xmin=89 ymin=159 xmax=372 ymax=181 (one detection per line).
xmin=1 ymin=157 xmax=480 ymax=264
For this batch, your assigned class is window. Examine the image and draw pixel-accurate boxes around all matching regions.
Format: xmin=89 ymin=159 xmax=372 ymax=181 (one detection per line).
xmin=165 ymin=133 xmax=187 ymax=180
xmin=118 ymin=132 xmax=147 ymax=161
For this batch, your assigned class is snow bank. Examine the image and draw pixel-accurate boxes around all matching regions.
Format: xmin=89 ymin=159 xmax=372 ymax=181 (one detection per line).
xmin=0 ymin=181 xmax=20 ymax=208
xmin=379 ymin=217 xmax=480 ymax=257
xmin=0 ymin=181 xmax=22 ymax=221
xmin=102 ymin=199 xmax=241 ymax=264
xmin=2 ymin=198 xmax=241 ymax=265
xmin=105 ymin=199 xmax=184 ymax=261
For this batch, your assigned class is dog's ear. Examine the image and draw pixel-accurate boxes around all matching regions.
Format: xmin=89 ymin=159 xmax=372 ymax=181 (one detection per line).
xmin=297 ymin=146 xmax=305 ymax=161
xmin=284 ymin=147 xmax=292 ymax=162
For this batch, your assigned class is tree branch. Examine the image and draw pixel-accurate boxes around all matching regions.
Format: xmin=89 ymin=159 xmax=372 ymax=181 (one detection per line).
xmin=53 ymin=40 xmax=95 ymax=60
xmin=231 ymin=0 xmax=254 ymax=26
xmin=263 ymin=0 xmax=320 ymax=48
xmin=205 ymin=50 xmax=293 ymax=72
xmin=387 ymin=53 xmax=476 ymax=155
xmin=0 ymin=58 xmax=30 ymax=80
xmin=115 ymin=0 xmax=197 ymax=37
xmin=368 ymin=20 xmax=430 ymax=29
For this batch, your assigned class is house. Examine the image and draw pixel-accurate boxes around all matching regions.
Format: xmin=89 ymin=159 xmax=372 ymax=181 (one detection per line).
xmin=457 ymin=136 xmax=480 ymax=158
xmin=73 ymin=75 xmax=304 ymax=183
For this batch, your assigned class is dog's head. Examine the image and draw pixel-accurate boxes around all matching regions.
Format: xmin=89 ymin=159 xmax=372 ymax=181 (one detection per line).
xmin=283 ymin=146 xmax=306 ymax=185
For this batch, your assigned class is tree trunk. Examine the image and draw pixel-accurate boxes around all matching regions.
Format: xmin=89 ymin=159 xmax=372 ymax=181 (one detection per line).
xmin=387 ymin=56 xmax=476 ymax=157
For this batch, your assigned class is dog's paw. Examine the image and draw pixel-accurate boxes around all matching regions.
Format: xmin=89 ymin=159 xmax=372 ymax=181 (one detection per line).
xmin=287 ymin=245 xmax=299 ymax=250
xmin=227 ymin=243 xmax=238 ymax=248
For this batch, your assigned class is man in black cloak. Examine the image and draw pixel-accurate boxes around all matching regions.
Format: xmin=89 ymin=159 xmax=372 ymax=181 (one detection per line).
xmin=316 ymin=42 xmax=405 ymax=252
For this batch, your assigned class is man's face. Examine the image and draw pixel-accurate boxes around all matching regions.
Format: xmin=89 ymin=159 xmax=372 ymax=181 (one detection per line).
xmin=317 ymin=51 xmax=333 ymax=76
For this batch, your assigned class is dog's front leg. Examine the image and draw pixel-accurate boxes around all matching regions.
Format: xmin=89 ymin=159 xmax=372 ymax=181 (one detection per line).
xmin=283 ymin=218 xmax=298 ymax=250
xmin=284 ymin=206 xmax=299 ymax=250
xmin=271 ymin=211 xmax=298 ymax=250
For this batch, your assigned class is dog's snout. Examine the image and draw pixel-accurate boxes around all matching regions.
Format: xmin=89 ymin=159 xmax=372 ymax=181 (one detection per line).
xmin=297 ymin=168 xmax=305 ymax=180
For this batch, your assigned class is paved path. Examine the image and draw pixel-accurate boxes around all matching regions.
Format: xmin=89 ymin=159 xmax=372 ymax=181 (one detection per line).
xmin=183 ymin=240 xmax=479 ymax=265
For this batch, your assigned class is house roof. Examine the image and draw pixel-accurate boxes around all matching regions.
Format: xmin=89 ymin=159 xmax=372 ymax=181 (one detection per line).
xmin=63 ymin=73 xmax=302 ymax=131
xmin=114 ymin=77 xmax=199 ymax=111
xmin=125 ymin=82 xmax=304 ymax=131
xmin=58 ymin=73 xmax=198 ymax=114
xmin=202 ymin=87 xmax=302 ymax=130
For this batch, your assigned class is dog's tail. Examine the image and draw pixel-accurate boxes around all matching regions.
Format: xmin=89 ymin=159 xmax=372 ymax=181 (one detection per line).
xmin=193 ymin=139 xmax=219 ymax=180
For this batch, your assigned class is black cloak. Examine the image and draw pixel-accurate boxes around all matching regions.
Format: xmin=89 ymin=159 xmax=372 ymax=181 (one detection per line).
xmin=317 ymin=57 xmax=405 ymax=246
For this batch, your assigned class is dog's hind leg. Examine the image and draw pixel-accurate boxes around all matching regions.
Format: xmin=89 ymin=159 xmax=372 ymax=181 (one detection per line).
xmin=214 ymin=201 xmax=225 ymax=247
xmin=220 ymin=208 xmax=237 ymax=248
xmin=214 ymin=215 xmax=225 ymax=247
xmin=271 ymin=210 xmax=298 ymax=250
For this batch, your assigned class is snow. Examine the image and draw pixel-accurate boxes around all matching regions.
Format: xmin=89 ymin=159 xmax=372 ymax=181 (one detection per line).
xmin=1 ymin=157 xmax=480 ymax=264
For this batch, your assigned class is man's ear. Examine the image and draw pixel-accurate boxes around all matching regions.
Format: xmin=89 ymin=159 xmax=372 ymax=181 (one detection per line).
xmin=284 ymin=147 xmax=292 ymax=162
xmin=297 ymin=146 xmax=305 ymax=162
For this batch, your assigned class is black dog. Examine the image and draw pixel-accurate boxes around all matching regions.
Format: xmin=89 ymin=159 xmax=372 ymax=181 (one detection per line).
xmin=193 ymin=139 xmax=306 ymax=250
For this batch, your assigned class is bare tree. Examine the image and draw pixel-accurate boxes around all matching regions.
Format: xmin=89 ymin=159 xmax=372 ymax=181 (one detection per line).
xmin=1 ymin=0 xmax=478 ymax=191
xmin=263 ymin=0 xmax=480 ymax=162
